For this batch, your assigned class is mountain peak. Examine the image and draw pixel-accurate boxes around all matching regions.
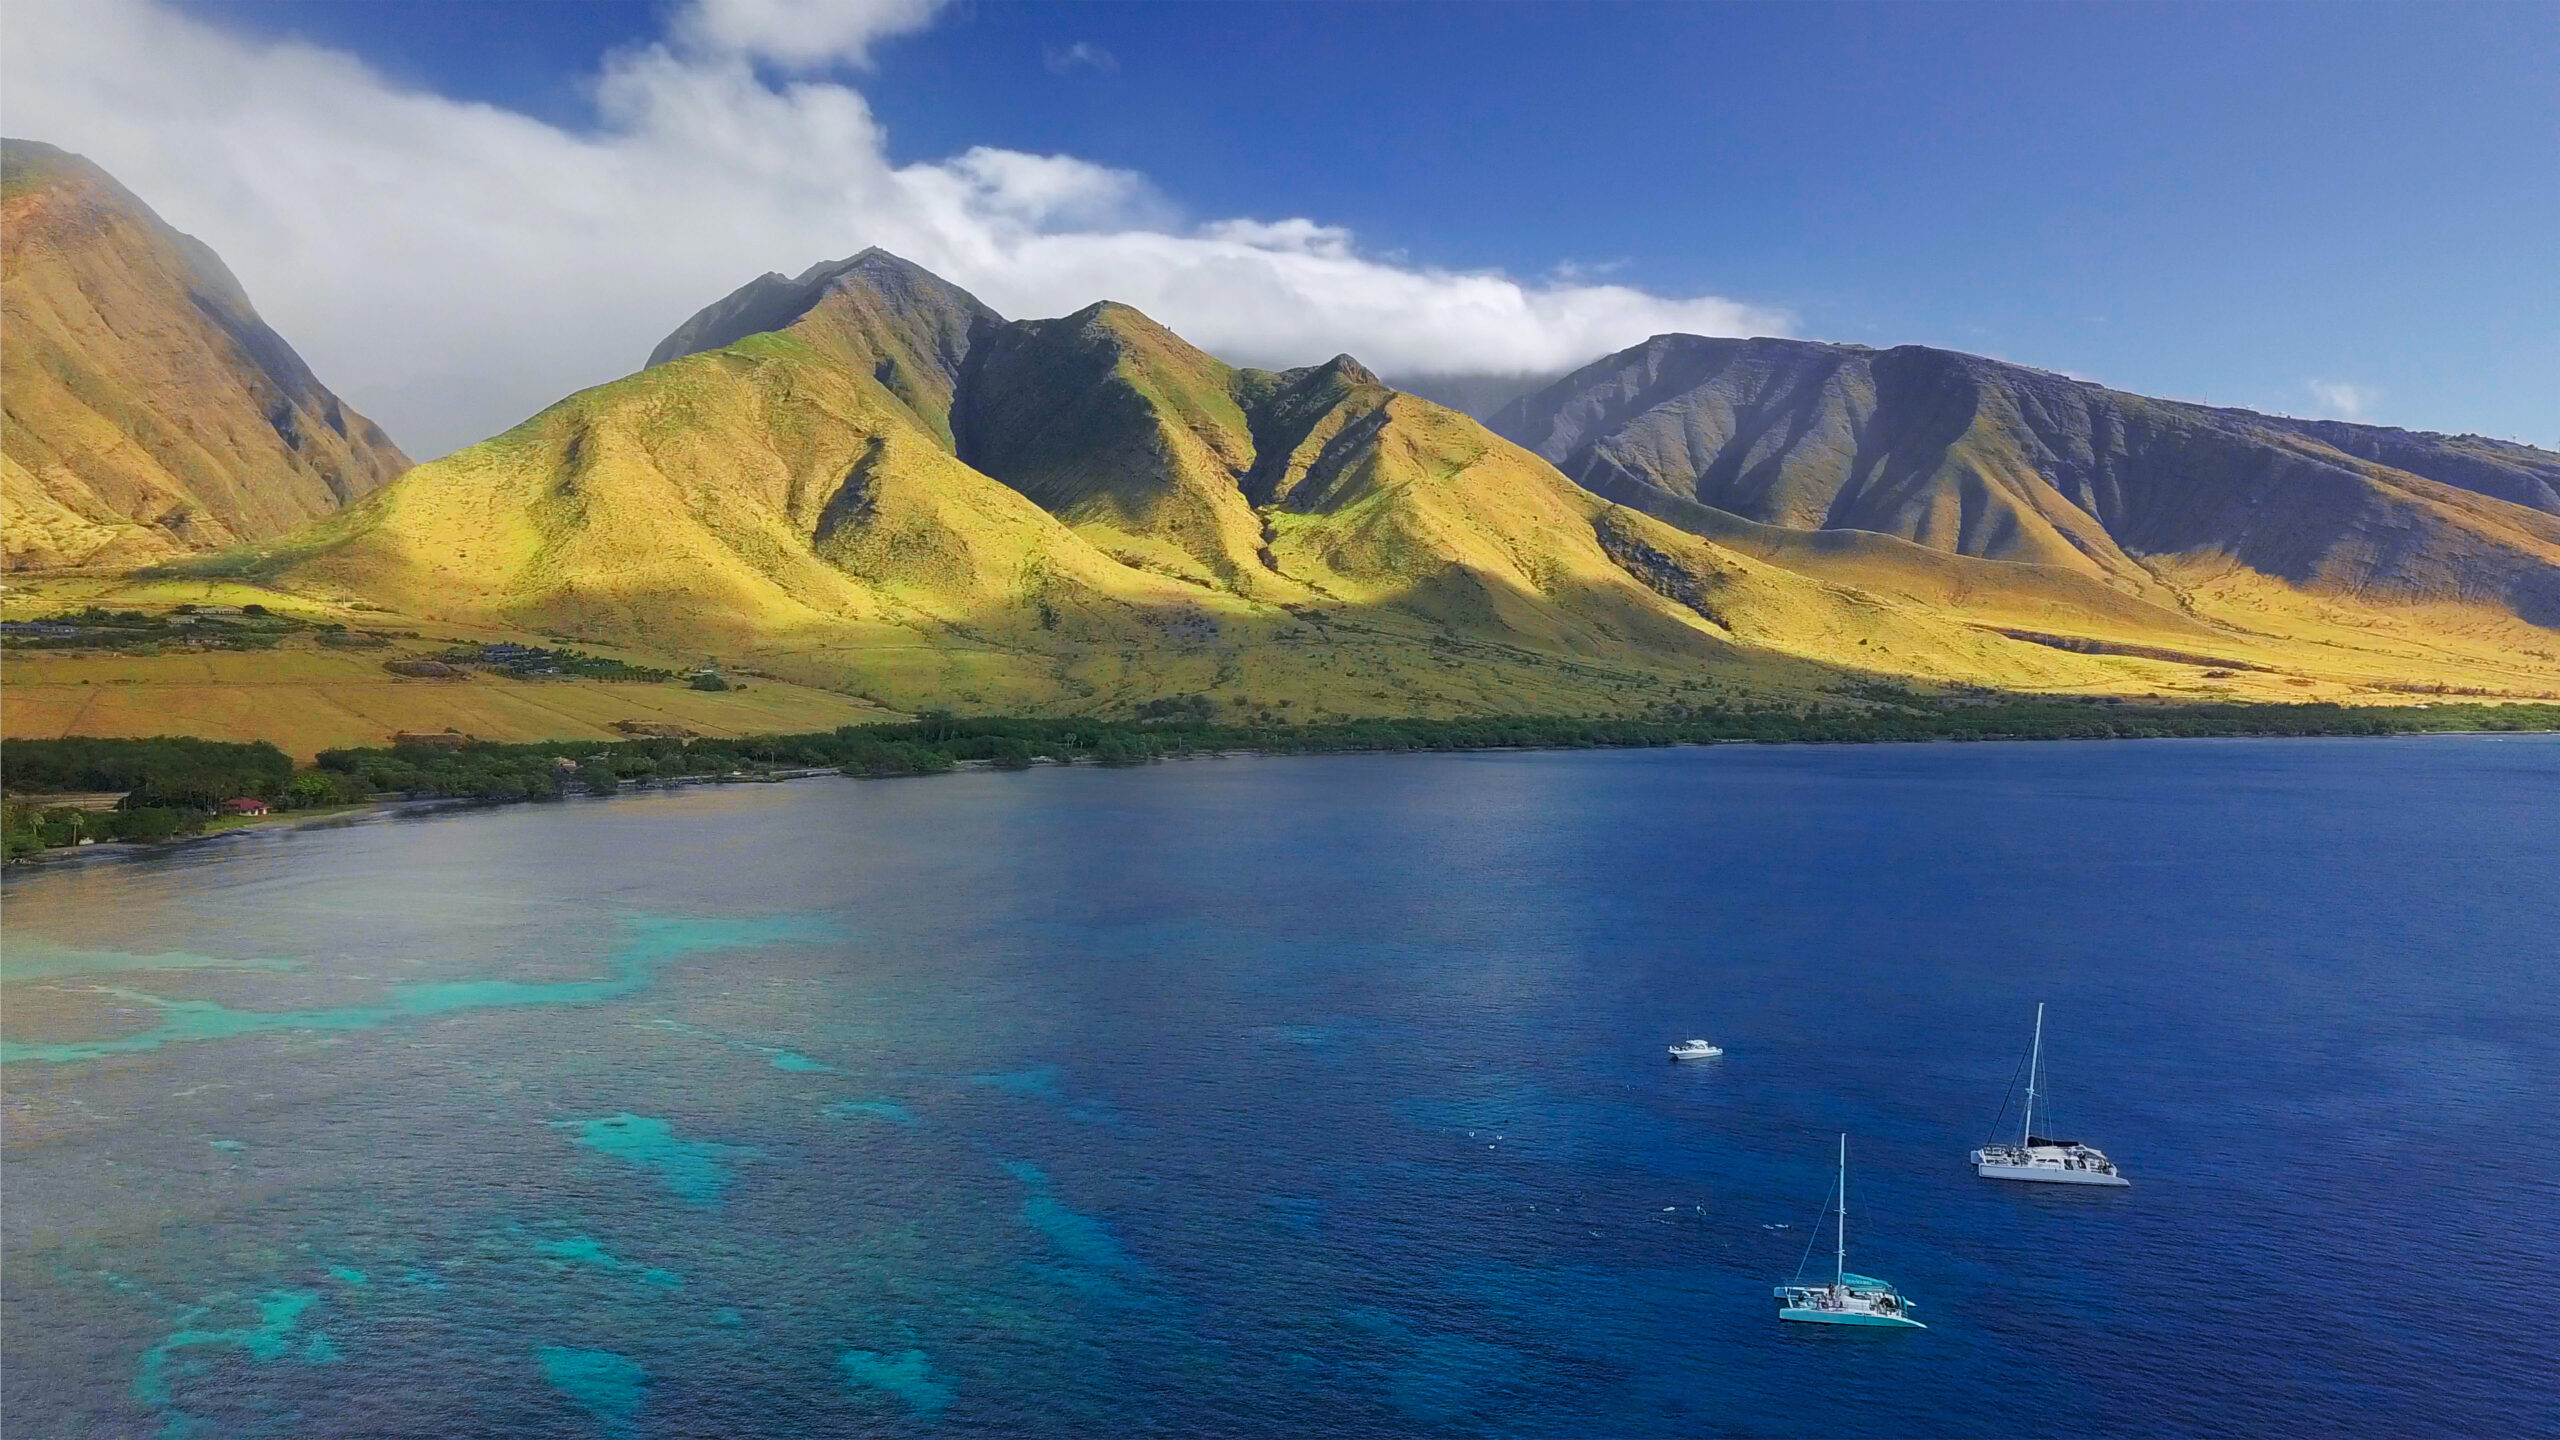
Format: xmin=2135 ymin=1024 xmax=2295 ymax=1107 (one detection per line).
xmin=645 ymin=249 xmax=1005 ymax=447
xmin=1 ymin=137 xmax=93 ymax=196
xmin=809 ymin=246 xmax=956 ymax=293
xmin=1058 ymin=299 xmax=1184 ymax=345
xmin=647 ymin=249 xmax=1002 ymax=370
xmin=1317 ymin=353 xmax=1380 ymax=387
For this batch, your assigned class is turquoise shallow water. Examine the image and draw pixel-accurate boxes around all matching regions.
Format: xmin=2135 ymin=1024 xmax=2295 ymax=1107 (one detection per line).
xmin=3 ymin=739 xmax=2555 ymax=1436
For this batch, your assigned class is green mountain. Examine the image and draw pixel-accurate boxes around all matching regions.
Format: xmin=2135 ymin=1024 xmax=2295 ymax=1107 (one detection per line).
xmin=217 ymin=251 xmax=2220 ymax=715
xmin=28 ymin=245 xmax=2559 ymax=739
xmin=1 ymin=140 xmax=409 ymax=571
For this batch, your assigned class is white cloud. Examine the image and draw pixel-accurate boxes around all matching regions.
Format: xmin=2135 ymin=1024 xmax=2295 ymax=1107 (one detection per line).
xmin=1548 ymin=257 xmax=1629 ymax=281
xmin=1198 ymin=218 xmax=1356 ymax=258
xmin=2306 ymin=379 xmax=2379 ymax=422
xmin=928 ymin=147 xmax=1174 ymax=231
xmin=676 ymin=0 xmax=946 ymax=70
xmin=0 ymin=0 xmax=1785 ymax=457
xmin=1042 ymin=41 xmax=1119 ymax=76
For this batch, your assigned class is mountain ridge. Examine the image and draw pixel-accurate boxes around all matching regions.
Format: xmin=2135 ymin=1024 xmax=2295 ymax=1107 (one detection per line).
xmin=188 ymin=252 xmax=2255 ymax=716
xmin=1489 ymin=333 xmax=2560 ymax=626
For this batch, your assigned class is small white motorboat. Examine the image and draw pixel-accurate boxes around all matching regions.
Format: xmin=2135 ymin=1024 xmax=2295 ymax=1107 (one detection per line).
xmin=1667 ymin=1039 xmax=1724 ymax=1061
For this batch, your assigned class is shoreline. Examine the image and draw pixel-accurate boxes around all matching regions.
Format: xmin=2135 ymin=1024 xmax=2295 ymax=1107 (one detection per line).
xmin=9 ymin=725 xmax=2554 ymax=874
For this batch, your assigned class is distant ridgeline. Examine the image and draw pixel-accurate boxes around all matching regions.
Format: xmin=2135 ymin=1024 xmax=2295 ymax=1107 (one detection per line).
xmin=8 ymin=702 xmax=2556 ymax=859
xmin=1487 ymin=334 xmax=2560 ymax=624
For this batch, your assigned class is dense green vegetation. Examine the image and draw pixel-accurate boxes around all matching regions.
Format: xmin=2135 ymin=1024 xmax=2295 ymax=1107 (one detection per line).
xmin=2 ymin=736 xmax=295 ymax=803
xmin=0 ymin=736 xmax=362 ymax=859
xmin=7 ymin=699 xmax=2555 ymax=861
xmin=434 ymin=643 xmax=677 ymax=682
xmin=1 ymin=799 xmax=215 ymax=858
xmin=819 ymin=698 xmax=2560 ymax=769
xmin=0 ymin=604 xmax=393 ymax=653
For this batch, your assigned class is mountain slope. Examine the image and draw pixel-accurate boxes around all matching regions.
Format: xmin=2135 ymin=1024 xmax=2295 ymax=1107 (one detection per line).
xmin=946 ymin=304 xmax=1905 ymax=672
xmin=954 ymin=302 xmax=1279 ymax=592
xmin=2248 ymin=418 xmax=2560 ymax=517
xmin=202 ymin=263 xmax=2222 ymax=717
xmin=944 ymin=312 xmax=2276 ymax=685
xmin=84 ymin=253 xmax=2554 ymax=733
xmin=647 ymin=249 xmax=1000 ymax=448
xmin=268 ymin=331 xmax=1209 ymax=665
xmin=0 ymin=139 xmax=409 ymax=571
xmin=1490 ymin=335 xmax=2560 ymax=628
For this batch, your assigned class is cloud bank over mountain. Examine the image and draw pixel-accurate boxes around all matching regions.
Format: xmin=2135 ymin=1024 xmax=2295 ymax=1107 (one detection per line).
xmin=1 ymin=0 xmax=1785 ymax=457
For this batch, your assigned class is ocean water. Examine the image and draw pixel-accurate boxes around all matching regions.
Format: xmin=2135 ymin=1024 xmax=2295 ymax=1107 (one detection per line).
xmin=3 ymin=738 xmax=2555 ymax=1437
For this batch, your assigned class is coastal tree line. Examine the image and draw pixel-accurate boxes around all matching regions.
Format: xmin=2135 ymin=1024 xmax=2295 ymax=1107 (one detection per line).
xmin=6 ymin=698 xmax=2557 ymax=860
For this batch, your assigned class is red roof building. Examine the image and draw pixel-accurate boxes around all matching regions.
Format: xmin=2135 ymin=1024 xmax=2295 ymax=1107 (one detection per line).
xmin=223 ymin=798 xmax=270 ymax=816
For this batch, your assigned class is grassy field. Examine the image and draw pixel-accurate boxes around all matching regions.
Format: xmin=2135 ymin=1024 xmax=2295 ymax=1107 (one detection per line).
xmin=3 ymin=582 xmax=893 ymax=758
xmin=9 ymin=568 xmax=2558 ymax=764
xmin=0 ymin=654 xmax=887 ymax=758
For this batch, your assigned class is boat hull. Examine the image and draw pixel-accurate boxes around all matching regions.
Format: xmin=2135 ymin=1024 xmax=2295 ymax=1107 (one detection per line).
xmin=1974 ymin=1161 xmax=2130 ymax=1186
xmin=1779 ymin=1307 xmax=1926 ymax=1328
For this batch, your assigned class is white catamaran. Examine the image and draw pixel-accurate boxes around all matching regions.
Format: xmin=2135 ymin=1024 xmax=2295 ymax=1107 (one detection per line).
xmin=1971 ymin=1003 xmax=2129 ymax=1186
xmin=1773 ymin=1135 xmax=1925 ymax=1328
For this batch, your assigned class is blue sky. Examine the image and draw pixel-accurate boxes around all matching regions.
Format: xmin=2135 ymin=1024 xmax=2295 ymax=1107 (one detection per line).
xmin=58 ymin=1 xmax=2560 ymax=448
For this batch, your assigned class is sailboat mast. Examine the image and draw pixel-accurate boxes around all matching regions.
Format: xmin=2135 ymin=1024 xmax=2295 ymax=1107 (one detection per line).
xmin=2021 ymin=1002 xmax=2044 ymax=1148
xmin=1835 ymin=1133 xmax=1847 ymax=1286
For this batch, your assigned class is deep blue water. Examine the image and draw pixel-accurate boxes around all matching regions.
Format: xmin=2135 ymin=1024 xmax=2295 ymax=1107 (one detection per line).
xmin=3 ymin=738 xmax=2555 ymax=1437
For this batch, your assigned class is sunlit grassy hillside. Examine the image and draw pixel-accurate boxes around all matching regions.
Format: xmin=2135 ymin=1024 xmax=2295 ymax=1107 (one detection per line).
xmin=9 ymin=252 xmax=2556 ymax=757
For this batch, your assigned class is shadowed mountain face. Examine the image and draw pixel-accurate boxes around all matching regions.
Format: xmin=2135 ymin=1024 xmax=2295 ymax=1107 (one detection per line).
xmin=1490 ymin=335 xmax=2560 ymax=625
xmin=2248 ymin=418 xmax=2560 ymax=517
xmin=0 ymin=140 xmax=411 ymax=571
xmin=954 ymin=301 xmax=1275 ymax=590
xmin=950 ymin=302 xmax=1463 ymax=600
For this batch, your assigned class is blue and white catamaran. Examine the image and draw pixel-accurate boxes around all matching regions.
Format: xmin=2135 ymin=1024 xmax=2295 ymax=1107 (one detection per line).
xmin=1773 ymin=1134 xmax=1925 ymax=1328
